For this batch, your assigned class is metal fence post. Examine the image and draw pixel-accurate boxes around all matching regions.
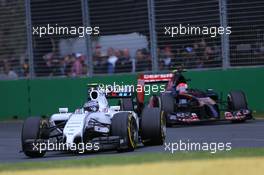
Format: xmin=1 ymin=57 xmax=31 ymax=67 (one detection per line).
xmin=148 ymin=0 xmax=158 ymax=72
xmin=219 ymin=0 xmax=230 ymax=69
xmin=81 ymin=0 xmax=93 ymax=76
xmin=25 ymin=0 xmax=34 ymax=78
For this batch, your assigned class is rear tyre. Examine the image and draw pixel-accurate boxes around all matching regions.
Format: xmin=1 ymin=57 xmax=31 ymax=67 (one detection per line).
xmin=160 ymin=93 xmax=175 ymax=127
xmin=148 ymin=95 xmax=161 ymax=108
xmin=111 ymin=112 xmax=137 ymax=152
xmin=141 ymin=107 xmax=166 ymax=146
xmin=120 ymin=98 xmax=134 ymax=111
xmin=21 ymin=117 xmax=48 ymax=158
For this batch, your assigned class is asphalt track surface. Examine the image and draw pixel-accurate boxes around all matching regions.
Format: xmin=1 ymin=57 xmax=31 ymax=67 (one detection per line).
xmin=0 ymin=119 xmax=263 ymax=163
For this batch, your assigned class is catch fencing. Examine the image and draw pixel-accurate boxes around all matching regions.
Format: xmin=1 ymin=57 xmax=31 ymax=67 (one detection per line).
xmin=0 ymin=0 xmax=263 ymax=79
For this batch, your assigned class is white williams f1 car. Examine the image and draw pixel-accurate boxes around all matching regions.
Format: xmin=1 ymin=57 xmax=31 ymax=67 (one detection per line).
xmin=21 ymin=85 xmax=166 ymax=158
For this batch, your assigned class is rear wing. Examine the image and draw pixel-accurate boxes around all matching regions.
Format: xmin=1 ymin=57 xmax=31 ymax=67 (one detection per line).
xmin=137 ymin=73 xmax=174 ymax=104
xmin=137 ymin=73 xmax=173 ymax=83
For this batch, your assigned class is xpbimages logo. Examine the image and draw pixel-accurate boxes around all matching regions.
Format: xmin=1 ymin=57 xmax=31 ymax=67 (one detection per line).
xmin=97 ymin=82 xmax=166 ymax=96
xmin=32 ymin=24 xmax=100 ymax=37
xmin=164 ymin=24 xmax=232 ymax=38
xmin=164 ymin=140 xmax=232 ymax=154
xmin=32 ymin=141 xmax=100 ymax=154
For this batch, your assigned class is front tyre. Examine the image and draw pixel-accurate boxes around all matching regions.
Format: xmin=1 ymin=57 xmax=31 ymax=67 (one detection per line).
xmin=141 ymin=107 xmax=166 ymax=146
xmin=111 ymin=112 xmax=137 ymax=152
xmin=160 ymin=93 xmax=175 ymax=127
xmin=227 ymin=91 xmax=249 ymax=123
xmin=21 ymin=117 xmax=48 ymax=158
xmin=227 ymin=91 xmax=248 ymax=111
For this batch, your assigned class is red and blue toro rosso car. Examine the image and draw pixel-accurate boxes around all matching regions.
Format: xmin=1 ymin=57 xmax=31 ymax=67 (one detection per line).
xmin=137 ymin=69 xmax=253 ymax=126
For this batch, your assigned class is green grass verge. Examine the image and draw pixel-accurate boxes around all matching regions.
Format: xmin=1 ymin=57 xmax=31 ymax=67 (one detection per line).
xmin=1 ymin=148 xmax=264 ymax=172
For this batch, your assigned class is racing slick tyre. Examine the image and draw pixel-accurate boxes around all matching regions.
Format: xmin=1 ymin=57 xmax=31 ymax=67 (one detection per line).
xmin=120 ymin=98 xmax=134 ymax=111
xmin=21 ymin=117 xmax=49 ymax=158
xmin=148 ymin=95 xmax=161 ymax=108
xmin=111 ymin=112 xmax=137 ymax=152
xmin=141 ymin=107 xmax=166 ymax=146
xmin=227 ymin=91 xmax=248 ymax=123
xmin=160 ymin=93 xmax=175 ymax=127
xmin=227 ymin=91 xmax=248 ymax=111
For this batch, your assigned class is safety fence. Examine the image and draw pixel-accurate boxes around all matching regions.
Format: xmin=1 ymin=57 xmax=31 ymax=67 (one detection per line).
xmin=0 ymin=0 xmax=263 ymax=79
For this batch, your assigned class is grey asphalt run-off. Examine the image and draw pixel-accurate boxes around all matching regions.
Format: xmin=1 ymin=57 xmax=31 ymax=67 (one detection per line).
xmin=0 ymin=119 xmax=263 ymax=163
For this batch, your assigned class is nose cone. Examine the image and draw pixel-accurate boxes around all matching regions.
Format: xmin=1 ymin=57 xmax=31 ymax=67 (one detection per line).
xmin=63 ymin=114 xmax=86 ymax=147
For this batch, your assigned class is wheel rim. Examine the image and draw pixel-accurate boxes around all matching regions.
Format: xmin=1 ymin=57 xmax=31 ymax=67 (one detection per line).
xmin=160 ymin=111 xmax=166 ymax=141
xmin=127 ymin=115 xmax=136 ymax=148
xmin=39 ymin=120 xmax=49 ymax=139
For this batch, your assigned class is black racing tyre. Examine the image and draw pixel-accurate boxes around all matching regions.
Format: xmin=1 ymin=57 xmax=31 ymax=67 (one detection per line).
xmin=120 ymin=98 xmax=134 ymax=111
xmin=21 ymin=117 xmax=48 ymax=158
xmin=111 ymin=112 xmax=137 ymax=151
xmin=227 ymin=91 xmax=248 ymax=111
xmin=141 ymin=107 xmax=166 ymax=146
xmin=148 ymin=95 xmax=161 ymax=108
xmin=160 ymin=93 xmax=175 ymax=114
xmin=160 ymin=93 xmax=175 ymax=126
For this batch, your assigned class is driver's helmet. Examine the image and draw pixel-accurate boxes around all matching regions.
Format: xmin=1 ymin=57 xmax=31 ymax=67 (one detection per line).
xmin=176 ymin=82 xmax=188 ymax=94
xmin=83 ymin=100 xmax=99 ymax=112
